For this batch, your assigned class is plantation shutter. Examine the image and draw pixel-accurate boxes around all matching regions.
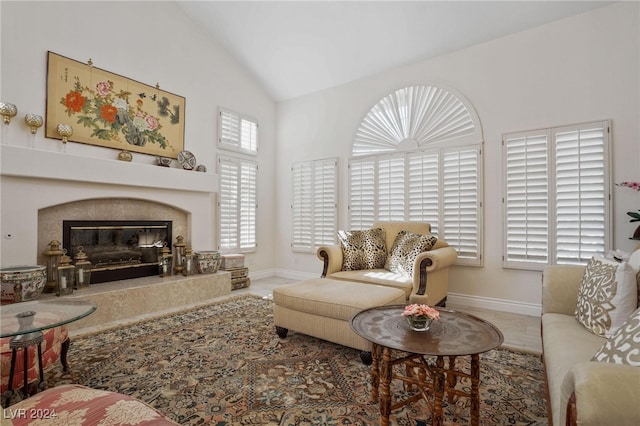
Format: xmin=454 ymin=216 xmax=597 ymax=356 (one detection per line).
xmin=502 ymin=120 xmax=610 ymax=269
xmin=239 ymin=161 xmax=257 ymax=249
xmin=554 ymin=123 xmax=609 ymax=264
xmin=291 ymin=162 xmax=312 ymax=250
xmin=408 ymin=151 xmax=440 ymax=236
xmin=349 ymin=159 xmax=376 ymax=229
xmin=218 ymin=108 xmax=258 ymax=155
xmin=218 ymin=155 xmax=257 ymax=251
xmin=314 ymin=158 xmax=338 ymax=246
xmin=442 ymin=147 xmax=482 ymax=265
xmin=378 ymin=155 xmax=405 ymax=222
xmin=503 ymin=131 xmax=549 ymax=267
xmin=218 ymin=156 xmax=239 ymax=250
xmin=291 ymin=158 xmax=337 ymax=251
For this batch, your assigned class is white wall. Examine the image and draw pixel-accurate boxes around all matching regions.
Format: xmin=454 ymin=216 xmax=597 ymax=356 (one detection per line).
xmin=275 ymin=2 xmax=640 ymax=314
xmin=0 ymin=1 xmax=277 ymax=272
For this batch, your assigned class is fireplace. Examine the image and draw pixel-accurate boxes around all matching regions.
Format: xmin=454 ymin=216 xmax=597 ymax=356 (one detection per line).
xmin=62 ymin=220 xmax=172 ymax=284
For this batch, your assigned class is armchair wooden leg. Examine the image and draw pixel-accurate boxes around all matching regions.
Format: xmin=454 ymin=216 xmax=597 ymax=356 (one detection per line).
xmin=275 ymin=326 xmax=289 ymax=338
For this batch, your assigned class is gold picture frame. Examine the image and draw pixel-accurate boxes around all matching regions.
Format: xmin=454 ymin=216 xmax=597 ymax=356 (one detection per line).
xmin=46 ymin=51 xmax=185 ymax=158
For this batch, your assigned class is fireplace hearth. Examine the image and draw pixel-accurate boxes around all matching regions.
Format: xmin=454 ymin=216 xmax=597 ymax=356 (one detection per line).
xmin=63 ymin=220 xmax=172 ymax=284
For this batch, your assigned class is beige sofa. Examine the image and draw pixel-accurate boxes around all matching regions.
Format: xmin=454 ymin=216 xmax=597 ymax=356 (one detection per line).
xmin=541 ymin=264 xmax=640 ymax=426
xmin=317 ymin=221 xmax=458 ymax=306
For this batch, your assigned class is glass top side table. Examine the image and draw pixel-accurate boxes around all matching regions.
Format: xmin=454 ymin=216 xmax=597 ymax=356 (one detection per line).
xmin=1 ymin=299 xmax=96 ymax=406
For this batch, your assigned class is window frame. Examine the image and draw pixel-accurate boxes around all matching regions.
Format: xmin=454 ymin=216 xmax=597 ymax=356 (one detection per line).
xmin=291 ymin=157 xmax=338 ymax=252
xmin=348 ymin=143 xmax=483 ymax=266
xmin=502 ymin=120 xmax=611 ymax=270
xmin=217 ymin=153 xmax=258 ymax=253
xmin=217 ymin=107 xmax=259 ymax=156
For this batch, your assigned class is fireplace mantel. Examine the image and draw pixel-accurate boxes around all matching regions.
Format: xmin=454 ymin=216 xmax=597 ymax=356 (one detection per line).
xmin=1 ymin=145 xmax=218 ymax=267
xmin=0 ymin=145 xmax=218 ymax=193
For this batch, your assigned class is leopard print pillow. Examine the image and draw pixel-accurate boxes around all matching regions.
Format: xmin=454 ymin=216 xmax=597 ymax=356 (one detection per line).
xmin=385 ymin=231 xmax=438 ymax=278
xmin=338 ymin=228 xmax=387 ymax=271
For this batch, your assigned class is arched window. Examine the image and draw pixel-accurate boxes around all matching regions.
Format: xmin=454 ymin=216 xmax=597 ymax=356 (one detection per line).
xmin=349 ymin=85 xmax=484 ymax=265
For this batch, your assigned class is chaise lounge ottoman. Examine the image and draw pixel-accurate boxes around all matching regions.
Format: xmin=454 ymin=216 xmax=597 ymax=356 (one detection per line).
xmin=273 ymin=278 xmax=405 ymax=363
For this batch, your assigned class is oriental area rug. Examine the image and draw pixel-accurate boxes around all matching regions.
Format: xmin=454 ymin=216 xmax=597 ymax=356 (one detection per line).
xmin=43 ymin=295 xmax=547 ymax=425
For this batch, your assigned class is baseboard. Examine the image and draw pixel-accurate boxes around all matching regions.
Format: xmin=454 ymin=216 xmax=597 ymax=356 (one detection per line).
xmin=253 ymin=268 xmax=542 ymax=317
xmin=250 ymin=268 xmax=317 ymax=281
xmin=447 ymin=292 xmax=541 ymax=317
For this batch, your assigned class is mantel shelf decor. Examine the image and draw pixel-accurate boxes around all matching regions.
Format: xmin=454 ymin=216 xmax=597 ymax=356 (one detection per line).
xmin=45 ymin=51 xmax=185 ymax=159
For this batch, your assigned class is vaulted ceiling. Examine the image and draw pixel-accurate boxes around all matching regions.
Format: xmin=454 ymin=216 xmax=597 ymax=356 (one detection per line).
xmin=178 ymin=1 xmax=613 ymax=101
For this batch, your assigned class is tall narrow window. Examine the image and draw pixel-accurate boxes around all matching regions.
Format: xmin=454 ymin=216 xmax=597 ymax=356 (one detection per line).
xmin=218 ymin=154 xmax=257 ymax=252
xmin=291 ymin=158 xmax=338 ymax=252
xmin=503 ymin=120 xmax=610 ymax=269
xmin=218 ymin=108 xmax=258 ymax=155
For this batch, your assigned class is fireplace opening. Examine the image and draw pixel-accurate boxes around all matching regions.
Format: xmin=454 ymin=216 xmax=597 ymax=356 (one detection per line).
xmin=62 ymin=220 xmax=172 ymax=284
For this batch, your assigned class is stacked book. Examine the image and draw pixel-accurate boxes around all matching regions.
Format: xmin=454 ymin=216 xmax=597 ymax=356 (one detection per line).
xmin=220 ymin=254 xmax=250 ymax=290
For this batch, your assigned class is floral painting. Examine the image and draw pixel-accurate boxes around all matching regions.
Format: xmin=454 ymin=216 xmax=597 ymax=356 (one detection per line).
xmin=46 ymin=51 xmax=185 ymax=158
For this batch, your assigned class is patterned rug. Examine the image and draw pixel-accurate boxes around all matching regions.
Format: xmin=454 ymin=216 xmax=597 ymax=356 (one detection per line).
xmin=43 ymin=295 xmax=547 ymax=425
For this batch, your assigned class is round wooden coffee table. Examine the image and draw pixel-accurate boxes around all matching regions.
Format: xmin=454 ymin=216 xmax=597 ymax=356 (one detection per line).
xmin=351 ymin=305 xmax=503 ymax=426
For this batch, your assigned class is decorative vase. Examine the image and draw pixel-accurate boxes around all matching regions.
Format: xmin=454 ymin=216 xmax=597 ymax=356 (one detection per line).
xmin=0 ymin=265 xmax=47 ymax=304
xmin=194 ymin=251 xmax=221 ymax=274
xmin=406 ymin=315 xmax=433 ymax=331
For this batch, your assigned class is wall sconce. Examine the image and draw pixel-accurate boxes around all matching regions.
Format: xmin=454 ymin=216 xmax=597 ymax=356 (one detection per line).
xmin=56 ymin=123 xmax=73 ymax=143
xmin=0 ymin=102 xmax=17 ymax=124
xmin=24 ymin=114 xmax=43 ymax=134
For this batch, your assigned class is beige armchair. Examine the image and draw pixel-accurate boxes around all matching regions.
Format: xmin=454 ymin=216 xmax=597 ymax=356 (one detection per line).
xmin=317 ymin=221 xmax=457 ymax=306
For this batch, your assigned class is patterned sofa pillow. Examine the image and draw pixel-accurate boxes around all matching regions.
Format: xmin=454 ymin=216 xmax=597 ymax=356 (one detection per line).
xmin=384 ymin=231 xmax=438 ymax=278
xmin=592 ymin=307 xmax=640 ymax=366
xmin=338 ymin=228 xmax=387 ymax=271
xmin=575 ymin=256 xmax=637 ymax=337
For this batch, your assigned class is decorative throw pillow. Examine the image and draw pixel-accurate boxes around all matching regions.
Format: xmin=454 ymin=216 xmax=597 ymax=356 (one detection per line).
xmin=575 ymin=256 xmax=638 ymax=337
xmin=338 ymin=228 xmax=387 ymax=271
xmin=384 ymin=231 xmax=438 ymax=278
xmin=592 ymin=307 xmax=640 ymax=366
xmin=628 ymin=249 xmax=640 ymax=307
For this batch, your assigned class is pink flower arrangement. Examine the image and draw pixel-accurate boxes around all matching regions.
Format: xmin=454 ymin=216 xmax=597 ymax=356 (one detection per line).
xmin=617 ymin=181 xmax=640 ymax=191
xmin=401 ymin=303 xmax=440 ymax=320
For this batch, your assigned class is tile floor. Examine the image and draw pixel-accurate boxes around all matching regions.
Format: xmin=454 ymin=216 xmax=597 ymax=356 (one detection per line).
xmin=71 ymin=276 xmax=543 ymax=354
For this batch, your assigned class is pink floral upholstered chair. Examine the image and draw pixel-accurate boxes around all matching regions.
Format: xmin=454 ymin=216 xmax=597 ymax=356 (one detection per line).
xmin=1 ymin=319 xmax=70 ymax=396
xmin=5 ymin=384 xmax=179 ymax=425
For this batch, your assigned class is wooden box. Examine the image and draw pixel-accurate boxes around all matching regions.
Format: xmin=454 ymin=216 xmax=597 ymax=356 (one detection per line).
xmin=231 ymin=277 xmax=250 ymax=290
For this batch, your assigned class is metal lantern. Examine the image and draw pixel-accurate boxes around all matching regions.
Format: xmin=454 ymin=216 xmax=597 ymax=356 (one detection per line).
xmin=56 ymin=250 xmax=75 ymax=296
xmin=73 ymin=246 xmax=92 ymax=289
xmin=44 ymin=240 xmax=64 ymax=293
xmin=182 ymin=246 xmax=196 ymax=276
xmin=158 ymin=244 xmax=173 ymax=277
xmin=173 ymin=235 xmax=186 ymax=275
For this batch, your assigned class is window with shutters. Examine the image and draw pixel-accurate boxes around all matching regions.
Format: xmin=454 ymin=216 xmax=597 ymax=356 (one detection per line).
xmin=291 ymin=158 xmax=338 ymax=252
xmin=218 ymin=108 xmax=258 ymax=155
xmin=502 ymin=120 xmax=611 ymax=269
xmin=349 ymin=145 xmax=482 ymax=265
xmin=349 ymin=85 xmax=484 ymax=266
xmin=217 ymin=154 xmax=257 ymax=252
